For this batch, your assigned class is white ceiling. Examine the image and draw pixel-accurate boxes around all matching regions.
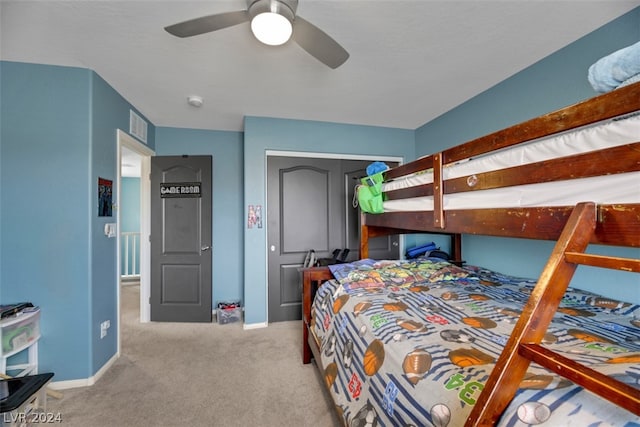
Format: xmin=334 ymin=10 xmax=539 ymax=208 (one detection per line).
xmin=1 ymin=0 xmax=638 ymax=137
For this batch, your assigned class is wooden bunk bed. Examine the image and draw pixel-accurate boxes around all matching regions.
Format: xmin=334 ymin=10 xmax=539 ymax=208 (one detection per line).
xmin=302 ymin=81 xmax=640 ymax=426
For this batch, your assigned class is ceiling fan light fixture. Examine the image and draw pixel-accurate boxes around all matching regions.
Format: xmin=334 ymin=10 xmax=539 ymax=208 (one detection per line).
xmin=251 ymin=12 xmax=292 ymax=46
xmin=248 ymin=0 xmax=296 ymax=46
xmin=165 ymin=0 xmax=348 ymax=68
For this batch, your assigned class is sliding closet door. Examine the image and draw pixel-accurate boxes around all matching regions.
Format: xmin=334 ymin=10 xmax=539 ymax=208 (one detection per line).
xmin=267 ymin=157 xmax=345 ymax=322
xmin=267 ymin=157 xmax=399 ymax=322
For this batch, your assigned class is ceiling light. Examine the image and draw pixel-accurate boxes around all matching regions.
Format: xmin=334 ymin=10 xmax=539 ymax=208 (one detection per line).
xmin=248 ymin=0 xmax=295 ymax=46
xmin=251 ymin=13 xmax=292 ymax=46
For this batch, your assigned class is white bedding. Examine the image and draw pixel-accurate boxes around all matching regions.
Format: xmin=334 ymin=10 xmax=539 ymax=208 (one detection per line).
xmin=382 ymin=113 xmax=640 ymax=212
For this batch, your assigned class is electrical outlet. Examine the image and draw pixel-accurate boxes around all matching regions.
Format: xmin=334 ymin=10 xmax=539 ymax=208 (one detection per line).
xmin=100 ymin=320 xmax=111 ymax=339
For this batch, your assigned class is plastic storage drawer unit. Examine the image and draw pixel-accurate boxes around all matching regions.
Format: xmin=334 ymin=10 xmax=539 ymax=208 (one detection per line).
xmin=1 ymin=310 xmax=40 ymax=357
xmin=1 ymin=308 xmax=40 ymax=377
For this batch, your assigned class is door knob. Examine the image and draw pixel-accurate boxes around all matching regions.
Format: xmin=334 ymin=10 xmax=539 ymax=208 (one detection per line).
xmin=201 ymin=245 xmax=212 ymax=251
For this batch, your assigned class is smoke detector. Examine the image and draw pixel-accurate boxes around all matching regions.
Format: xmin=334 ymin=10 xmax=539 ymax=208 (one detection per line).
xmin=187 ymin=95 xmax=204 ymax=107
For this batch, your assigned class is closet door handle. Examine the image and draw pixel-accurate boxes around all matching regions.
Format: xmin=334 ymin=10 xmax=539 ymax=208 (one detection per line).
xmin=201 ymin=245 xmax=212 ymax=252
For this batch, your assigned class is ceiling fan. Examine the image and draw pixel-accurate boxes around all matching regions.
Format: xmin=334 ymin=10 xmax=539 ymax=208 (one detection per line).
xmin=164 ymin=0 xmax=349 ymax=69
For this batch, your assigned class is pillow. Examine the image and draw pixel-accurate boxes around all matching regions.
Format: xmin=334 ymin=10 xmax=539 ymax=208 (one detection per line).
xmin=329 ymin=258 xmax=469 ymax=293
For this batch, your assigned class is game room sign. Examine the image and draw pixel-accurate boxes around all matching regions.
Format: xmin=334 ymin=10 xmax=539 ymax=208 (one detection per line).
xmin=160 ymin=182 xmax=201 ymax=198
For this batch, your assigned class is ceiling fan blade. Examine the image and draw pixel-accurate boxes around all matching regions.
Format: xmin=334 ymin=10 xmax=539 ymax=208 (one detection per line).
xmin=165 ymin=10 xmax=250 ymax=38
xmin=292 ymin=16 xmax=349 ymax=69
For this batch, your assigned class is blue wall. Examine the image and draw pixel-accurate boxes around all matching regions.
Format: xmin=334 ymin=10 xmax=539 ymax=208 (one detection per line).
xmin=0 ymin=61 xmax=155 ymax=380
xmin=120 ymin=178 xmax=140 ymax=276
xmin=120 ymin=178 xmax=141 ymax=233
xmin=157 ymin=120 xmax=414 ymax=325
xmin=243 ymin=117 xmax=415 ymax=324
xmin=155 ymin=128 xmax=244 ymax=307
xmin=1 ymin=62 xmax=93 ymax=379
xmin=90 ymin=73 xmax=153 ymax=373
xmin=415 ymin=8 xmax=640 ymax=303
xmin=416 ymin=8 xmax=640 ymax=156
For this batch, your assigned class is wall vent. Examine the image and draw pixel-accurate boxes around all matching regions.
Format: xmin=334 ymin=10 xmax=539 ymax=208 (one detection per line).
xmin=129 ymin=110 xmax=148 ymax=144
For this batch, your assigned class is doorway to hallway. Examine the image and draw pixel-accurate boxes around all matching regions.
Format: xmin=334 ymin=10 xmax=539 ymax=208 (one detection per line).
xmin=117 ymin=130 xmax=153 ymax=354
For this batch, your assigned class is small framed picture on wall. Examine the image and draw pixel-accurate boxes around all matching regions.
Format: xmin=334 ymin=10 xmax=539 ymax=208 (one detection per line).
xmin=98 ymin=177 xmax=113 ymax=217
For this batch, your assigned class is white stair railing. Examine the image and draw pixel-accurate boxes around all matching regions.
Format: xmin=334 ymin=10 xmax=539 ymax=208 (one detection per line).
xmin=121 ymin=231 xmax=140 ymax=280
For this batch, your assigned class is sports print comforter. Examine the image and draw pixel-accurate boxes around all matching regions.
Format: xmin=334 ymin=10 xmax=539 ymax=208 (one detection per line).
xmin=310 ymin=258 xmax=640 ymax=426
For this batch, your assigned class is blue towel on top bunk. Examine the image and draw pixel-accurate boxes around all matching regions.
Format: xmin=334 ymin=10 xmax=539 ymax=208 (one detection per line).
xmin=588 ymin=41 xmax=640 ymax=93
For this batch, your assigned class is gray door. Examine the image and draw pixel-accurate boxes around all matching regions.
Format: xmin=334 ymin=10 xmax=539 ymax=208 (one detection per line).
xmin=267 ymin=157 xmax=394 ymax=323
xmin=150 ymin=155 xmax=212 ymax=322
xmin=267 ymin=157 xmax=343 ymax=322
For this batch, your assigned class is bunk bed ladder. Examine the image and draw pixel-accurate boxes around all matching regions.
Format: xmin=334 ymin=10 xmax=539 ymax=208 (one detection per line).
xmin=466 ymin=202 xmax=640 ymax=426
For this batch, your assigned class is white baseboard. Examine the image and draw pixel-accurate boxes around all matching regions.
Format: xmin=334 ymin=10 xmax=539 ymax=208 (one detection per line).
xmin=49 ymin=352 xmax=119 ymax=390
xmin=243 ymin=321 xmax=268 ymax=330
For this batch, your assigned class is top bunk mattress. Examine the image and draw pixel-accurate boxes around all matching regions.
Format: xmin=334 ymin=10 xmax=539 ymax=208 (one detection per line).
xmin=382 ymin=113 xmax=640 ymax=212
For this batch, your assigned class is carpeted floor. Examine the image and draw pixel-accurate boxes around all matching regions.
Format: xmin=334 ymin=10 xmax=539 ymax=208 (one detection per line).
xmin=47 ymin=285 xmax=339 ymax=426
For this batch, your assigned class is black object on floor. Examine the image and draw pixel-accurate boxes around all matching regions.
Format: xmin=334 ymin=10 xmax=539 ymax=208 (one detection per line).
xmin=0 ymin=372 xmax=54 ymax=413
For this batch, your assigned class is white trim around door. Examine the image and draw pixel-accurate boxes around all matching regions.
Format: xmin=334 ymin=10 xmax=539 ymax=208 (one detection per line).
xmin=117 ymin=130 xmax=154 ymax=354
